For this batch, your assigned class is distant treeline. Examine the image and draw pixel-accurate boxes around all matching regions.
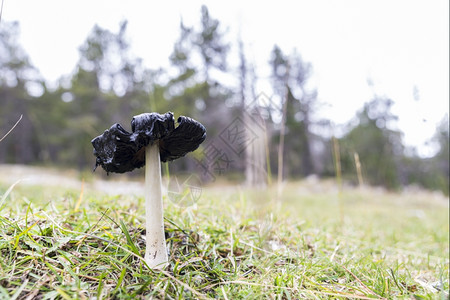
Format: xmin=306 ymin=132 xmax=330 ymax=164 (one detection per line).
xmin=0 ymin=6 xmax=448 ymax=195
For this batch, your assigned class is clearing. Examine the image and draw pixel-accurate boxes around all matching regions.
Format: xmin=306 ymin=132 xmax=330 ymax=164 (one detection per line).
xmin=0 ymin=164 xmax=448 ymax=299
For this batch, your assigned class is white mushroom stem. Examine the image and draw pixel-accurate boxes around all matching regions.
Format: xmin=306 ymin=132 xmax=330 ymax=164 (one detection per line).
xmin=144 ymin=141 xmax=168 ymax=269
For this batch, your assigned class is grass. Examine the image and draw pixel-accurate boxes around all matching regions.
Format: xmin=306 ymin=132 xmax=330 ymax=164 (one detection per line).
xmin=0 ymin=175 xmax=448 ymax=299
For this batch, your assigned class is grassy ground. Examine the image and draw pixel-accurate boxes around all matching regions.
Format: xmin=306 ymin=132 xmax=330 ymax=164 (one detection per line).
xmin=0 ymin=171 xmax=448 ymax=299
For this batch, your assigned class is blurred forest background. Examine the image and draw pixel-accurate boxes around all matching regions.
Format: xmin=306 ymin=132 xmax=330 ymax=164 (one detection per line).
xmin=0 ymin=6 xmax=448 ymax=195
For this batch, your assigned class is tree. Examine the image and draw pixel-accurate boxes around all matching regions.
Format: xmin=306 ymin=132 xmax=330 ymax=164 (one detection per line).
xmin=238 ymin=37 xmax=268 ymax=187
xmin=340 ymin=96 xmax=404 ymax=189
xmin=269 ymin=45 xmax=318 ymax=178
xmin=0 ymin=21 xmax=43 ymax=164
xmin=402 ymin=116 xmax=449 ymax=195
xmin=167 ymin=6 xmax=231 ymax=133
xmin=65 ymin=22 xmax=149 ymax=168
xmin=165 ymin=20 xmax=204 ymax=118
xmin=195 ymin=5 xmax=229 ymax=82
xmin=429 ymin=117 xmax=449 ymax=194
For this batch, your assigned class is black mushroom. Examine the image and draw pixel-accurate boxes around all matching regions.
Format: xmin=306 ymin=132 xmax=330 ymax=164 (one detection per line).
xmin=91 ymin=112 xmax=206 ymax=269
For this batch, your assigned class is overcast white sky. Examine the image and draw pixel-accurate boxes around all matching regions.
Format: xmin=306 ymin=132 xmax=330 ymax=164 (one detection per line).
xmin=2 ymin=0 xmax=449 ymax=156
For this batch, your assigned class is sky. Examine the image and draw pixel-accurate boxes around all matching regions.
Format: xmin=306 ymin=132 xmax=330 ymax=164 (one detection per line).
xmin=2 ymin=0 xmax=449 ymax=156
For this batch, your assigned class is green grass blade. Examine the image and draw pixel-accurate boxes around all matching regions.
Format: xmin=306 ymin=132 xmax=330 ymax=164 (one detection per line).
xmin=112 ymin=267 xmax=127 ymax=294
xmin=0 ymin=179 xmax=22 ymax=211
xmin=97 ymin=271 xmax=106 ymax=299
xmin=10 ymin=279 xmax=28 ymax=300
xmin=119 ymin=219 xmax=140 ymax=256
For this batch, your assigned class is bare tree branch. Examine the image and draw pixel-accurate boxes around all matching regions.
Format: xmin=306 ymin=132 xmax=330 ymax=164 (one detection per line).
xmin=0 ymin=0 xmax=4 ymax=23
xmin=0 ymin=114 xmax=23 ymax=143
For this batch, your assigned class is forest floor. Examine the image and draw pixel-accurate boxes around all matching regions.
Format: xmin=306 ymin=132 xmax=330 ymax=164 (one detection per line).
xmin=0 ymin=164 xmax=448 ymax=299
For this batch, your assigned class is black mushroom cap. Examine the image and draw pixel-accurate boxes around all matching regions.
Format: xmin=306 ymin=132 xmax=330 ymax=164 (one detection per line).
xmin=91 ymin=112 xmax=206 ymax=174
